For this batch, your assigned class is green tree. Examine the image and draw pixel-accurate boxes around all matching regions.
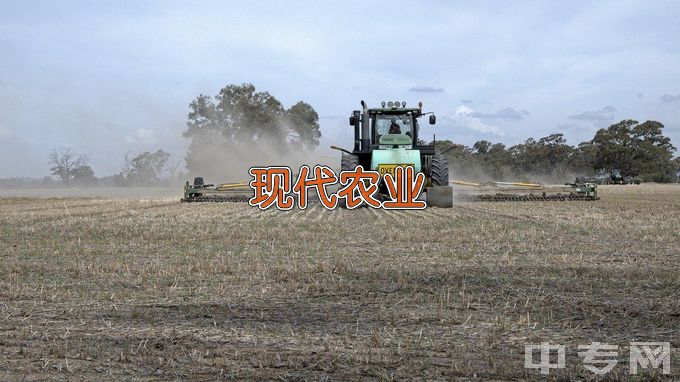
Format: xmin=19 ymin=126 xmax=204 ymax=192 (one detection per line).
xmin=591 ymin=120 xmax=676 ymax=182
xmin=285 ymin=101 xmax=321 ymax=149
xmin=591 ymin=120 xmax=638 ymax=174
xmin=506 ymin=134 xmax=576 ymax=179
xmin=128 ymin=149 xmax=171 ymax=185
xmin=183 ymin=83 xmax=321 ymax=173
xmin=472 ymin=140 xmax=491 ymax=154
xmin=673 ymin=157 xmax=680 ymax=182
xmin=429 ymin=120 xmax=676 ymax=183
xmin=483 ymin=142 xmax=512 ymax=179
xmin=571 ymin=142 xmax=597 ymax=173
xmin=630 ymin=121 xmax=676 ymax=182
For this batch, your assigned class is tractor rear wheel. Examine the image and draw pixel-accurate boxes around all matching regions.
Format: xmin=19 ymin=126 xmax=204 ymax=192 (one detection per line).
xmin=430 ymin=154 xmax=449 ymax=186
xmin=341 ymin=153 xmax=359 ymax=172
xmin=427 ymin=154 xmax=452 ymax=207
xmin=339 ymin=154 xmax=360 ymax=209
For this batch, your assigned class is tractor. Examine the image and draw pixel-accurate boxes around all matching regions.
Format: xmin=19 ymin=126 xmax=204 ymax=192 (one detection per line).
xmin=575 ymin=170 xmax=641 ymax=185
xmin=333 ymin=100 xmax=452 ymax=207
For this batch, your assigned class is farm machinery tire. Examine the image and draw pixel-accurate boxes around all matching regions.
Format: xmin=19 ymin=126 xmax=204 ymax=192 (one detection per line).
xmin=430 ymin=154 xmax=449 ymax=186
xmin=339 ymin=153 xmax=360 ymax=209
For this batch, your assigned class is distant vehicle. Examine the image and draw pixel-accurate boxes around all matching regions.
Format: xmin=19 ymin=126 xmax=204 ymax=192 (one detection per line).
xmin=575 ymin=169 xmax=640 ymax=185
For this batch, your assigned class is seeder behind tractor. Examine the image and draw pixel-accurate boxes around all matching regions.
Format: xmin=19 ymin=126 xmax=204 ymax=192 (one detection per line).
xmin=451 ymin=180 xmax=599 ymax=202
xmin=181 ymin=177 xmax=251 ymax=203
xmin=181 ymin=176 xmax=600 ymax=204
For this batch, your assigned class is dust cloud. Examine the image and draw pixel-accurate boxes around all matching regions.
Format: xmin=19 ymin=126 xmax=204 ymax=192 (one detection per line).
xmin=185 ymin=139 xmax=340 ymax=184
xmin=450 ymin=162 xmax=577 ymax=185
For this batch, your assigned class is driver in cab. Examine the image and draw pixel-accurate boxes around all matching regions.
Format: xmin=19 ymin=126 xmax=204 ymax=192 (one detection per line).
xmin=388 ymin=118 xmax=401 ymax=134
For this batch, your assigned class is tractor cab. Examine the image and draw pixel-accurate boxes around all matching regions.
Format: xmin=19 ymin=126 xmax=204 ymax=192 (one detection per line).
xmin=347 ymin=101 xmax=437 ymax=167
xmin=341 ymin=100 xmax=452 ymax=207
xmin=373 ymin=111 xmax=415 ymax=146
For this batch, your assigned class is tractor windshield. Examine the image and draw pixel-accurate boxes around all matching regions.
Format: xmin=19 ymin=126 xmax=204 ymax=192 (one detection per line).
xmin=374 ymin=114 xmax=413 ymax=141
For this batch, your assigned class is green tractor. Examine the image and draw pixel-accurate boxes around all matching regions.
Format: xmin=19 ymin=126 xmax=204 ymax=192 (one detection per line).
xmin=334 ymin=100 xmax=452 ymax=207
xmin=610 ymin=169 xmax=624 ymax=185
xmin=610 ymin=169 xmax=641 ymax=185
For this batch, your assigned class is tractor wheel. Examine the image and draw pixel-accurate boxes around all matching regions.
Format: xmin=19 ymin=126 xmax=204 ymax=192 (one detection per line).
xmin=341 ymin=153 xmax=359 ymax=172
xmin=339 ymin=154 xmax=360 ymax=209
xmin=430 ymin=154 xmax=449 ymax=186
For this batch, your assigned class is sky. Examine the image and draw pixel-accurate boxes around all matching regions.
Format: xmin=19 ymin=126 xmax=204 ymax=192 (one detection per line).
xmin=1 ymin=0 xmax=679 ymax=178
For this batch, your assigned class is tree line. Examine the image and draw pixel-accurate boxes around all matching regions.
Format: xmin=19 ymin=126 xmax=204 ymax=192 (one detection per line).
xmin=22 ymin=83 xmax=680 ymax=187
xmin=42 ymin=147 xmax=181 ymax=187
xmin=436 ymin=120 xmax=679 ymax=183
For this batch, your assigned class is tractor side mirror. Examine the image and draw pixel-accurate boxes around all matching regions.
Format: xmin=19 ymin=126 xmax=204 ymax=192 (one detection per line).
xmin=349 ymin=116 xmax=356 ymax=126
xmin=429 ymin=115 xmax=436 ymax=125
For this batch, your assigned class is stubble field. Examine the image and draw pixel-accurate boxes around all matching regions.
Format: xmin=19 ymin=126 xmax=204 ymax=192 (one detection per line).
xmin=0 ymin=184 xmax=679 ymax=381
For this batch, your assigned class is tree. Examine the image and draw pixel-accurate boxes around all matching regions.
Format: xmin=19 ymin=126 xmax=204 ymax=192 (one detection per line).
xmin=49 ymin=148 xmax=90 ymax=185
xmin=285 ymin=101 xmax=321 ymax=149
xmin=472 ymin=140 xmax=491 ymax=154
xmin=591 ymin=120 xmax=638 ymax=174
xmin=72 ymin=165 xmax=97 ymax=186
xmin=572 ymin=142 xmax=597 ymax=173
xmin=425 ymin=120 xmax=676 ymax=183
xmin=482 ymin=143 xmax=512 ymax=179
xmin=630 ymin=121 xmax=676 ymax=182
xmin=128 ymin=149 xmax=172 ymax=185
xmin=120 ymin=150 xmax=134 ymax=185
xmin=183 ymin=83 xmax=321 ymax=174
xmin=673 ymin=157 xmax=680 ymax=182
xmin=508 ymin=135 xmax=575 ymax=176
xmin=591 ymin=120 xmax=676 ymax=182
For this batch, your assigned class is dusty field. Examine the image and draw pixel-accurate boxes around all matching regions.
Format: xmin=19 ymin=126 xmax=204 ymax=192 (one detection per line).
xmin=0 ymin=184 xmax=679 ymax=381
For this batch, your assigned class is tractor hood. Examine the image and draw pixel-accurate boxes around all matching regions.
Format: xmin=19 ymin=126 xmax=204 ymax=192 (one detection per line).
xmin=378 ymin=134 xmax=412 ymax=146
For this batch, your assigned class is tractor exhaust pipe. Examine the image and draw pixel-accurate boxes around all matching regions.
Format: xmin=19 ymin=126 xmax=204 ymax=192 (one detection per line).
xmin=360 ymin=100 xmax=369 ymax=151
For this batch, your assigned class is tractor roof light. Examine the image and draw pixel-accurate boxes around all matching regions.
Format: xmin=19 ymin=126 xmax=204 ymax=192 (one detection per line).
xmin=387 ymin=101 xmax=394 ymax=107
xmin=418 ymin=101 xmax=423 ymax=108
xmin=381 ymin=101 xmax=386 ymax=107
xmin=402 ymin=101 xmax=406 ymax=107
xmin=394 ymin=100 xmax=400 ymax=107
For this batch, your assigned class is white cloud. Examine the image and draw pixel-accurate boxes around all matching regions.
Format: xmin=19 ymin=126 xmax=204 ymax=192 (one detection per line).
xmin=568 ymin=106 xmax=616 ymax=121
xmin=453 ymin=105 xmax=506 ymax=137
xmin=125 ymin=128 xmax=155 ymax=143
xmin=469 ymin=107 xmax=530 ymax=120
xmin=567 ymin=106 xmax=617 ymax=128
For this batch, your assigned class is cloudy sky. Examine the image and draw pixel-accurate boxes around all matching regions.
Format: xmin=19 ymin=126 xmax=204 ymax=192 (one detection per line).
xmin=1 ymin=1 xmax=679 ymax=177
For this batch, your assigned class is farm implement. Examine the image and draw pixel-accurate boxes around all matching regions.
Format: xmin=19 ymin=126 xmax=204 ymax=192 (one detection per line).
xmin=451 ymin=180 xmax=599 ymax=202
xmin=181 ymin=177 xmax=600 ymax=203
xmin=181 ymin=177 xmax=251 ymax=202
xmin=575 ymin=169 xmax=641 ymax=185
